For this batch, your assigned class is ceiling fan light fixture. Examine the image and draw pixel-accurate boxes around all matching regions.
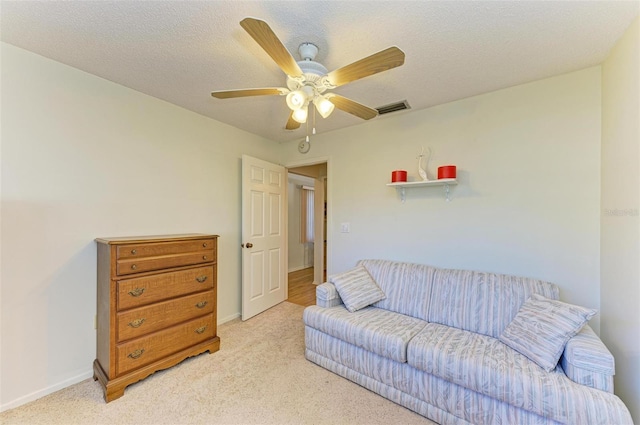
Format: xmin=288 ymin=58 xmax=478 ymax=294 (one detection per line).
xmin=292 ymin=107 xmax=308 ymax=124
xmin=210 ymin=18 xmax=406 ymax=134
xmin=314 ymin=96 xmax=335 ymax=119
xmin=286 ymin=90 xmax=306 ymax=110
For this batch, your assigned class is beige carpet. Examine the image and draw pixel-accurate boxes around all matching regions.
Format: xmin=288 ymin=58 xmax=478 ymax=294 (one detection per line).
xmin=0 ymin=302 xmax=434 ymax=425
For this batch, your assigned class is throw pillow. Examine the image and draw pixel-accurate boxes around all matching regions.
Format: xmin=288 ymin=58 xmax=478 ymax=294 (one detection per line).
xmin=499 ymin=294 xmax=597 ymax=372
xmin=330 ymin=266 xmax=386 ymax=312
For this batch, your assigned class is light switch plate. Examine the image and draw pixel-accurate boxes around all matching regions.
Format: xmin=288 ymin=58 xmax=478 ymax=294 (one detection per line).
xmin=340 ymin=223 xmax=350 ymax=233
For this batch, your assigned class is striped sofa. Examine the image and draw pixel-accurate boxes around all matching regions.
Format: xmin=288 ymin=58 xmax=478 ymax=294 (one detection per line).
xmin=303 ymin=259 xmax=633 ymax=424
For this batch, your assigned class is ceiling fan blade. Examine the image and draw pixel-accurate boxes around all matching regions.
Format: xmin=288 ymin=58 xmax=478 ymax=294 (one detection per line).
xmin=285 ymin=111 xmax=301 ymax=130
xmin=328 ymin=94 xmax=378 ymax=120
xmin=326 ymin=46 xmax=405 ymax=88
xmin=211 ymin=88 xmax=287 ymax=99
xmin=240 ymin=17 xmax=303 ymax=78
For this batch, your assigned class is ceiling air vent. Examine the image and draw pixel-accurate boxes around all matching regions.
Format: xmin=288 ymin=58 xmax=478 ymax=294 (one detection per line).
xmin=376 ymin=100 xmax=411 ymax=115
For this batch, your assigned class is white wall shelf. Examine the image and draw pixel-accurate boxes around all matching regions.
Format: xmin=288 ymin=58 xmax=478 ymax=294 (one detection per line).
xmin=387 ymin=178 xmax=458 ymax=202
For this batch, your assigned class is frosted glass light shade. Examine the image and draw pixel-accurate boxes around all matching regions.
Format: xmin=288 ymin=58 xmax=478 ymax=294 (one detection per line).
xmin=286 ymin=90 xmax=306 ymax=110
xmin=314 ymin=96 xmax=335 ymax=118
xmin=292 ymin=107 xmax=308 ymax=123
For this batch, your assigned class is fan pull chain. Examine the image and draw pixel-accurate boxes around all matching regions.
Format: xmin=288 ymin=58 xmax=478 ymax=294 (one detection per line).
xmin=312 ymin=104 xmax=317 ymax=135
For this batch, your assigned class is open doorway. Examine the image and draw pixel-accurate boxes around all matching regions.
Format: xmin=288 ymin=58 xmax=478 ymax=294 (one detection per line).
xmin=287 ymin=162 xmax=327 ymax=306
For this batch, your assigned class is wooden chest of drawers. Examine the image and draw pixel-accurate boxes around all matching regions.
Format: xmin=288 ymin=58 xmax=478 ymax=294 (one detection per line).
xmin=93 ymin=234 xmax=220 ymax=402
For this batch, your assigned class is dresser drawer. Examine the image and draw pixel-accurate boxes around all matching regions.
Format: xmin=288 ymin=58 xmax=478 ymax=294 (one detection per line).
xmin=117 ymin=290 xmax=214 ymax=342
xmin=117 ymin=266 xmax=214 ymax=310
xmin=116 ymin=314 xmax=214 ymax=375
xmin=117 ymin=239 xmax=216 ymax=259
xmin=116 ymin=250 xmax=214 ymax=276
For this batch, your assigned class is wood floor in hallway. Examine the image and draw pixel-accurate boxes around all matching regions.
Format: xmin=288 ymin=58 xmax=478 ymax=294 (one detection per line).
xmin=288 ymin=267 xmax=316 ymax=307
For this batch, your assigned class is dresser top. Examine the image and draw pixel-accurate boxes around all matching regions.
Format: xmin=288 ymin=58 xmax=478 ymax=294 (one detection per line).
xmin=95 ymin=233 xmax=218 ymax=245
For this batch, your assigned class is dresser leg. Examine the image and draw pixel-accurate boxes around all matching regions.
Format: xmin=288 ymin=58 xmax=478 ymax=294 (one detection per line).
xmin=93 ymin=360 xmax=127 ymax=402
xmin=104 ymin=385 xmax=126 ymax=403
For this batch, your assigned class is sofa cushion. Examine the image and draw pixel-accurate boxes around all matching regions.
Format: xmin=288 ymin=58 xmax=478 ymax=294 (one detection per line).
xmin=427 ymin=268 xmax=560 ymax=338
xmin=330 ymin=266 xmax=386 ymax=312
xmin=303 ymin=305 xmax=426 ymax=363
xmin=499 ymin=294 xmax=597 ymax=372
xmin=407 ymin=322 xmax=625 ymax=423
xmin=358 ymin=259 xmax=435 ymax=321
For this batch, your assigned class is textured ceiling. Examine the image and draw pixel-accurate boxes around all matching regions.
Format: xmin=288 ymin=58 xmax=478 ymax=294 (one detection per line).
xmin=1 ymin=1 xmax=638 ymax=143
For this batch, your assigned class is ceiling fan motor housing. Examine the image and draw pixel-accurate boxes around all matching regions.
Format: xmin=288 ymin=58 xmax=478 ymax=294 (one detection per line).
xmin=298 ymin=43 xmax=319 ymax=61
xmin=286 ymin=42 xmax=330 ymax=95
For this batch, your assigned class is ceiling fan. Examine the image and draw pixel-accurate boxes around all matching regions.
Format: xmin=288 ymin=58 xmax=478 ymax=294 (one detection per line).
xmin=211 ymin=18 xmax=405 ymax=131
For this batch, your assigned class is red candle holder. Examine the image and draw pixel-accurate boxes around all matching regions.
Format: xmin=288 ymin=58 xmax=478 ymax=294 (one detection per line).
xmin=437 ymin=165 xmax=457 ymax=179
xmin=391 ymin=170 xmax=407 ymax=182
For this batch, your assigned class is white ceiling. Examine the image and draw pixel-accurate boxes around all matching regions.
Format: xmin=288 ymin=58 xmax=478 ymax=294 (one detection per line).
xmin=1 ymin=1 xmax=638 ymax=143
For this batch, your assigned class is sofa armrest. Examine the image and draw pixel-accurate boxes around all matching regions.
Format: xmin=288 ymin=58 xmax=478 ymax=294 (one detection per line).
xmin=560 ymin=325 xmax=615 ymax=393
xmin=316 ymin=282 xmax=344 ymax=308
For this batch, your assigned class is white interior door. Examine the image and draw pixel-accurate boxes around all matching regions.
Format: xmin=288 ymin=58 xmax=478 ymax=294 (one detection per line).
xmin=242 ymin=155 xmax=287 ymax=320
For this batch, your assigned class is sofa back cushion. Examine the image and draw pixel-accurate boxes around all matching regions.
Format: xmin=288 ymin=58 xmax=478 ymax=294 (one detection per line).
xmin=358 ymin=259 xmax=560 ymax=338
xmin=358 ymin=259 xmax=435 ymax=321
xmin=427 ymin=268 xmax=559 ymax=338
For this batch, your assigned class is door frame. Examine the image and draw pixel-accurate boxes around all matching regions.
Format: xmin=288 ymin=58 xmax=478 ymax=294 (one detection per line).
xmin=285 ymin=156 xmax=331 ymax=285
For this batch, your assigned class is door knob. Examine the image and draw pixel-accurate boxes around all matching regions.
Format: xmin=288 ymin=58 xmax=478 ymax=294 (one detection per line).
xmin=243 ymin=243 xmax=253 ymax=248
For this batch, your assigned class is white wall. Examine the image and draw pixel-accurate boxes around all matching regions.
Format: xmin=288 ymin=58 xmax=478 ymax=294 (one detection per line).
xmin=0 ymin=43 xmax=279 ymax=410
xmin=601 ymin=17 xmax=640 ymax=422
xmin=282 ymin=68 xmax=603 ymax=333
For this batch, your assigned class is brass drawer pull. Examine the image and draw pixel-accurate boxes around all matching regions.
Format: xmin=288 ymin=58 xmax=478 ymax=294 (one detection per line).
xmin=128 ymin=318 xmax=146 ymax=328
xmin=127 ymin=349 xmax=145 ymax=359
xmin=202 ymin=242 xmax=208 ymax=248
xmin=202 ymin=255 xmax=208 ymax=261
xmin=196 ymin=275 xmax=208 ymax=283
xmin=128 ymin=287 xmax=145 ymax=297
xmin=195 ymin=301 xmax=208 ymax=309
xmin=131 ymin=249 xmax=137 ymax=255
xmin=131 ymin=264 xmax=137 ymax=270
xmin=195 ymin=326 xmax=207 ymax=334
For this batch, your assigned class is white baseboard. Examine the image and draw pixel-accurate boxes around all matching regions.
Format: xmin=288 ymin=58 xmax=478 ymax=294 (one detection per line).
xmin=0 ymin=370 xmax=93 ymax=413
xmin=1 ymin=313 xmax=245 ymax=413
xmin=288 ymin=265 xmax=314 ymax=273
xmin=218 ymin=312 xmax=241 ymax=325
xmin=288 ymin=265 xmax=305 ymax=273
